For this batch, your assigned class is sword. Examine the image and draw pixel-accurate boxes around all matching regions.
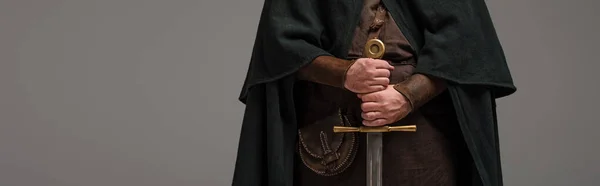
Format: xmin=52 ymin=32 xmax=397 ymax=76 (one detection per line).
xmin=333 ymin=38 xmax=417 ymax=186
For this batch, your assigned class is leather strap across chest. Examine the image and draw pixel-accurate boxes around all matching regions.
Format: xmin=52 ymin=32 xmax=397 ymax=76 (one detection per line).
xmin=368 ymin=3 xmax=387 ymax=41
xmin=363 ymin=2 xmax=388 ymax=59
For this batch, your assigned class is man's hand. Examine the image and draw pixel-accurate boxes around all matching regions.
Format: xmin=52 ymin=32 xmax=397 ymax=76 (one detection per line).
xmin=358 ymin=85 xmax=412 ymax=126
xmin=344 ymin=58 xmax=394 ymax=94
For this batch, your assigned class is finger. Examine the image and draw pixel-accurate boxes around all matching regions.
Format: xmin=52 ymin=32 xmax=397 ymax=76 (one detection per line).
xmin=357 ymin=93 xmax=366 ymax=99
xmin=360 ymin=92 xmax=381 ymax=102
xmin=363 ymin=118 xmax=388 ymax=126
xmin=361 ymin=102 xmax=382 ymax=112
xmin=372 ymin=85 xmax=386 ymax=92
xmin=361 ymin=111 xmax=384 ymax=121
xmin=370 ymin=59 xmax=395 ymax=70
xmin=360 ymin=85 xmax=385 ymax=94
xmin=357 ymin=85 xmax=385 ymax=94
xmin=369 ymin=77 xmax=390 ymax=86
xmin=372 ymin=69 xmax=391 ymax=77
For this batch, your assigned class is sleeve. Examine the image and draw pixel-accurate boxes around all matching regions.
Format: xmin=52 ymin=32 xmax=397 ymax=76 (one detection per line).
xmin=239 ymin=0 xmax=333 ymax=103
xmin=296 ymin=56 xmax=355 ymax=89
xmin=407 ymin=0 xmax=516 ymax=98
xmin=393 ymin=74 xmax=448 ymax=111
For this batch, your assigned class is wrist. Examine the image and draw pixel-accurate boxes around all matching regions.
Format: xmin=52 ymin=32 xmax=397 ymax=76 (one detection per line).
xmin=341 ymin=59 xmax=357 ymax=90
xmin=393 ymin=84 xmax=415 ymax=113
xmin=297 ymin=56 xmax=354 ymax=88
xmin=392 ymin=74 xmax=447 ymax=111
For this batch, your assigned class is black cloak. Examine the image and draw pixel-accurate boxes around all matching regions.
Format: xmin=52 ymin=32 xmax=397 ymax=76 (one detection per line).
xmin=232 ymin=0 xmax=516 ymax=185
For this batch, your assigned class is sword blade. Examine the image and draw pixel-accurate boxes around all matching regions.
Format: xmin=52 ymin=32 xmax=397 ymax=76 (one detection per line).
xmin=366 ymin=132 xmax=383 ymax=186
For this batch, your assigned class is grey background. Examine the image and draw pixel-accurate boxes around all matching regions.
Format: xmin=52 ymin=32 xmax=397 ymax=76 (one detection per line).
xmin=0 ymin=0 xmax=597 ymax=185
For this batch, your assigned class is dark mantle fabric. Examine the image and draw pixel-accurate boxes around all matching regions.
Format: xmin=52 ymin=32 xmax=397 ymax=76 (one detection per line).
xmin=232 ymin=0 xmax=516 ymax=185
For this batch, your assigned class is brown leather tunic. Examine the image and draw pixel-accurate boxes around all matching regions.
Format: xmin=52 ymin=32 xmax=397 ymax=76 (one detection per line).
xmin=294 ymin=0 xmax=460 ymax=185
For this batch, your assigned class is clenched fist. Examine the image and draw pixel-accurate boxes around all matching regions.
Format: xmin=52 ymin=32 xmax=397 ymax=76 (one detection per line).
xmin=358 ymin=85 xmax=412 ymax=126
xmin=344 ymin=58 xmax=394 ymax=94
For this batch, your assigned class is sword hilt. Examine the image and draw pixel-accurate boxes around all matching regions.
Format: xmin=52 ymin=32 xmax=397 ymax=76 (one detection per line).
xmin=333 ymin=125 xmax=416 ymax=133
xmin=333 ymin=39 xmax=416 ymax=134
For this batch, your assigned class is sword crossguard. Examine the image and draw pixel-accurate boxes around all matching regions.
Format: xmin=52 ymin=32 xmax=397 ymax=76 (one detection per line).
xmin=333 ymin=125 xmax=416 ymax=133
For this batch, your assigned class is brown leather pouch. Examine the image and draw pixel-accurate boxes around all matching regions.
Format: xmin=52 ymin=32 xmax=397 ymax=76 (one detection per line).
xmin=297 ymin=108 xmax=359 ymax=176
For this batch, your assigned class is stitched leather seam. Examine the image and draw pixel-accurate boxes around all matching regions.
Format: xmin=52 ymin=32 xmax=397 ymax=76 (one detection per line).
xmin=297 ymin=110 xmax=358 ymax=176
xmin=297 ymin=109 xmax=346 ymax=158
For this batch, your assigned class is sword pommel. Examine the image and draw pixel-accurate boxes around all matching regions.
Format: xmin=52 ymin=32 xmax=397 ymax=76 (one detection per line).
xmin=364 ymin=39 xmax=385 ymax=59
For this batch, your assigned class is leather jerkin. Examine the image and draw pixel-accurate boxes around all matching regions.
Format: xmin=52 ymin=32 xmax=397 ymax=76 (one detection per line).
xmin=295 ymin=1 xmax=390 ymax=177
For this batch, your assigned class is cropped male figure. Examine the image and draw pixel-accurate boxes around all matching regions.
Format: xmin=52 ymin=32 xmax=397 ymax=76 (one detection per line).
xmin=233 ymin=0 xmax=516 ymax=185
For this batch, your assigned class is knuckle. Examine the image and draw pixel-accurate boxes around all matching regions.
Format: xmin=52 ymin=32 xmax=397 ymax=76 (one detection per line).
xmin=356 ymin=61 xmax=366 ymax=67
xmin=374 ymin=94 xmax=382 ymax=100
xmin=362 ymin=121 xmax=372 ymax=126
xmin=382 ymin=105 xmax=390 ymax=112
xmin=362 ymin=58 xmax=371 ymax=64
xmin=383 ymin=78 xmax=390 ymax=84
xmin=365 ymin=87 xmax=375 ymax=93
xmin=364 ymin=94 xmax=372 ymax=100
xmin=384 ymin=114 xmax=392 ymax=121
xmin=367 ymin=112 xmax=375 ymax=119
xmin=383 ymin=71 xmax=391 ymax=76
xmin=379 ymin=113 xmax=387 ymax=120
xmin=370 ymin=86 xmax=380 ymax=92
